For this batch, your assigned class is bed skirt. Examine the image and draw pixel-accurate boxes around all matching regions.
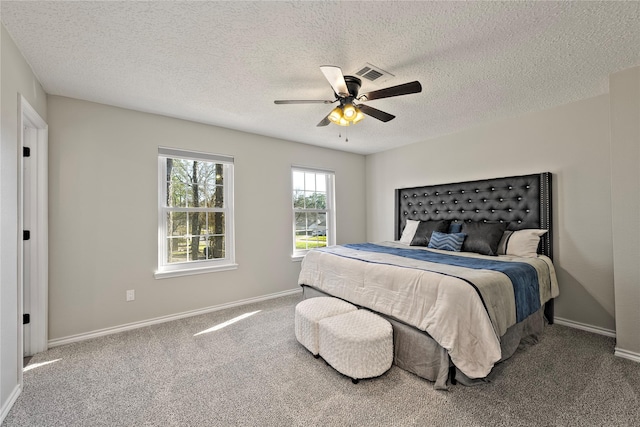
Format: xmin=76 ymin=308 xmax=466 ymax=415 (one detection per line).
xmin=302 ymin=285 xmax=546 ymax=390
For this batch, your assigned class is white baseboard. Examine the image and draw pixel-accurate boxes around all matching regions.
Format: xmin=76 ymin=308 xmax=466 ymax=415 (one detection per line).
xmin=614 ymin=347 xmax=640 ymax=363
xmin=1 ymin=384 xmax=21 ymax=424
xmin=554 ymin=317 xmax=617 ymax=338
xmin=49 ymin=288 xmax=302 ymax=348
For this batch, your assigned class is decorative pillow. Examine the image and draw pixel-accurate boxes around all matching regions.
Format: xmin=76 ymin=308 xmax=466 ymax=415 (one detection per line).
xmin=461 ymin=221 xmax=507 ymax=256
xmin=399 ymin=220 xmax=420 ymax=244
xmin=428 ymin=231 xmax=466 ymax=252
xmin=448 ymin=222 xmax=462 ymax=234
xmin=410 ymin=220 xmax=451 ymax=246
xmin=497 ymin=229 xmax=548 ymax=257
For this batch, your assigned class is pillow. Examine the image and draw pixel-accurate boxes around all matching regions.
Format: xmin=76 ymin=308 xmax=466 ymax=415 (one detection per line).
xmin=448 ymin=222 xmax=462 ymax=234
xmin=497 ymin=229 xmax=548 ymax=257
xmin=460 ymin=221 xmax=507 ymax=256
xmin=399 ymin=220 xmax=420 ymax=244
xmin=410 ymin=220 xmax=451 ymax=246
xmin=428 ymin=231 xmax=466 ymax=252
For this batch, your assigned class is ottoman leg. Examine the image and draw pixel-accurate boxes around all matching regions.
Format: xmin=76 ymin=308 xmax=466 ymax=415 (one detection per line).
xmin=351 ymin=378 xmax=359 ymax=384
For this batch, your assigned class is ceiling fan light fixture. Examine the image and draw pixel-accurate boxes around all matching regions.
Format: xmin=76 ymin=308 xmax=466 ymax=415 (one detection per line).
xmin=327 ymin=106 xmax=343 ymax=124
xmin=343 ymin=103 xmax=357 ymax=120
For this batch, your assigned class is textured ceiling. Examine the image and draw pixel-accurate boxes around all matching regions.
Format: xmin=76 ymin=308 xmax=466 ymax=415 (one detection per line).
xmin=2 ymin=1 xmax=639 ymax=155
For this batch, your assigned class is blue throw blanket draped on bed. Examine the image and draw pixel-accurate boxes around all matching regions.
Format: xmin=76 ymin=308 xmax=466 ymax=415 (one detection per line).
xmin=341 ymin=243 xmax=540 ymax=322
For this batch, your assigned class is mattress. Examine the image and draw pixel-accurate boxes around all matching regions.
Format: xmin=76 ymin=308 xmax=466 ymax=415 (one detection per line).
xmin=298 ymin=241 xmax=559 ymax=379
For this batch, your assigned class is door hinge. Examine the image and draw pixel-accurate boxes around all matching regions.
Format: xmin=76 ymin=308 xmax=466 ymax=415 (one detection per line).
xmin=23 ymin=146 xmax=31 ymax=157
xmin=23 ymin=313 xmax=30 ymax=325
xmin=23 ymin=230 xmax=30 ymax=240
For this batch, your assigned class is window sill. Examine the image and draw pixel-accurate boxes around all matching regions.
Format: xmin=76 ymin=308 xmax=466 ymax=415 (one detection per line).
xmin=291 ymin=255 xmax=305 ymax=262
xmin=154 ymin=263 xmax=238 ymax=279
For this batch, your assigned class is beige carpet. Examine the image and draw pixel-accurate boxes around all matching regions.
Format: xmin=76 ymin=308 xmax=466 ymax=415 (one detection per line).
xmin=4 ymin=293 xmax=639 ymax=426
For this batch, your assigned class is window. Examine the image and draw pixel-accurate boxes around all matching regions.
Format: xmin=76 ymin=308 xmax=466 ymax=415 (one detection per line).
xmin=292 ymin=167 xmax=335 ymax=258
xmin=155 ymin=147 xmax=236 ymax=278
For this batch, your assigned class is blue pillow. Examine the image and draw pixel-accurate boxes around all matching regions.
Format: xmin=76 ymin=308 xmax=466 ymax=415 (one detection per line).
xmin=448 ymin=223 xmax=462 ymax=233
xmin=428 ymin=231 xmax=466 ymax=252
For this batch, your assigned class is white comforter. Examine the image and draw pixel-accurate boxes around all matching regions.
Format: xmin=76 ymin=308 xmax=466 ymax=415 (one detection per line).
xmin=298 ymin=241 xmax=559 ymax=379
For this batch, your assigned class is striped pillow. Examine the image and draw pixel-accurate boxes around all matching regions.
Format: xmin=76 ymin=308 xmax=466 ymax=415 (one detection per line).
xmin=427 ymin=231 xmax=466 ymax=252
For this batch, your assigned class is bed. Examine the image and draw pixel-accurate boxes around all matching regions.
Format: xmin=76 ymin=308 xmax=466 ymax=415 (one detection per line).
xmin=298 ymin=173 xmax=558 ymax=389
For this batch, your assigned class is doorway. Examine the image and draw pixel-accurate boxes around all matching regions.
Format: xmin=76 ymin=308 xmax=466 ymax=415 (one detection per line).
xmin=18 ymin=95 xmax=48 ymax=361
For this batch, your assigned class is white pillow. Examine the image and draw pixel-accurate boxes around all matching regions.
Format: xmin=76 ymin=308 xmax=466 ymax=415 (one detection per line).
xmin=399 ymin=220 xmax=420 ymax=244
xmin=497 ymin=229 xmax=548 ymax=257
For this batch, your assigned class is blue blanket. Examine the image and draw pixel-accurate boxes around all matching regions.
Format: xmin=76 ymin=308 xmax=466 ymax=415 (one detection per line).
xmin=341 ymin=243 xmax=540 ymax=322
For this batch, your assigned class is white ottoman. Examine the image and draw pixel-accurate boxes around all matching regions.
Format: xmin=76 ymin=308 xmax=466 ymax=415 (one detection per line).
xmin=295 ymin=297 xmax=357 ymax=356
xmin=318 ymin=310 xmax=393 ymax=383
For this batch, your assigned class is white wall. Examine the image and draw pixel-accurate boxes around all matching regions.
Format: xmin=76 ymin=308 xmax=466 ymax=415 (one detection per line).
xmin=46 ymin=96 xmax=366 ymax=340
xmin=366 ymin=94 xmax=616 ymax=332
xmin=0 ymin=24 xmax=48 ymax=420
xmin=610 ymin=66 xmax=640 ymax=359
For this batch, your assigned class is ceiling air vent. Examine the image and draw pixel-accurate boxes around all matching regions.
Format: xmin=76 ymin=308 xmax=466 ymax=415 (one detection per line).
xmin=354 ymin=63 xmax=394 ymax=85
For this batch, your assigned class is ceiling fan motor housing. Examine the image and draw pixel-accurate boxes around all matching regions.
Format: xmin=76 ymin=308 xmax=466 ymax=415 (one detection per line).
xmin=343 ymin=76 xmax=362 ymax=98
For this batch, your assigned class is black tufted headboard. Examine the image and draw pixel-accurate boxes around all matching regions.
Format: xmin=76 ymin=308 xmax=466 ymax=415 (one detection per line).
xmin=394 ymin=173 xmax=552 ymax=259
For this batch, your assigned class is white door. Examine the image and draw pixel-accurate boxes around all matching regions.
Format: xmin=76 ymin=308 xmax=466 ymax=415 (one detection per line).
xmin=19 ymin=96 xmax=48 ymax=359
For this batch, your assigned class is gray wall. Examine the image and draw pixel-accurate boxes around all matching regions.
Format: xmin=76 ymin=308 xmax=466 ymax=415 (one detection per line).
xmin=610 ymin=66 xmax=640 ymax=357
xmin=366 ymin=94 xmax=616 ymax=332
xmin=46 ymin=96 xmax=366 ymax=340
xmin=0 ymin=24 xmax=48 ymax=418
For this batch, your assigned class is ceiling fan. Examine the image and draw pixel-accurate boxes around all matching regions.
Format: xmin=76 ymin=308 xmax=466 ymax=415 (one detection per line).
xmin=274 ymin=66 xmax=422 ymax=127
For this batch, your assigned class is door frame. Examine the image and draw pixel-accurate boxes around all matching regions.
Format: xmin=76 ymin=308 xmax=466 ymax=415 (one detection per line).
xmin=17 ymin=94 xmax=48 ymax=368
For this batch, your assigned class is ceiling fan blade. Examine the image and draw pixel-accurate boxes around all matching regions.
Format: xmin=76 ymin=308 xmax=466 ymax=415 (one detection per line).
xmin=317 ymin=114 xmax=331 ymax=127
xmin=359 ymin=81 xmax=422 ymax=102
xmin=358 ymin=104 xmax=395 ymax=122
xmin=274 ymin=100 xmax=334 ymax=104
xmin=320 ymin=65 xmax=349 ymax=97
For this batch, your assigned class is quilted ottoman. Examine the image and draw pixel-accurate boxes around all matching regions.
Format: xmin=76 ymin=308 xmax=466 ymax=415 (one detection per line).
xmin=318 ymin=310 xmax=393 ymax=383
xmin=295 ymin=297 xmax=357 ymax=356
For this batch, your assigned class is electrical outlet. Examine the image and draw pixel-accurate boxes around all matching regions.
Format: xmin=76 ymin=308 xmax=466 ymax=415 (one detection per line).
xmin=126 ymin=290 xmax=135 ymax=302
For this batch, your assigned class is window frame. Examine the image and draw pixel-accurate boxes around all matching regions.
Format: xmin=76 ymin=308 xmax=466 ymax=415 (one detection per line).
xmin=291 ymin=166 xmax=336 ymax=260
xmin=155 ymin=147 xmax=236 ymax=279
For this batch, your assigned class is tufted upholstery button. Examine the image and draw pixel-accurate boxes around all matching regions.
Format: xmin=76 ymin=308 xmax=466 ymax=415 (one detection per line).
xmin=430 ymin=201 xmax=434 ymax=205
xmin=526 ymin=209 xmax=530 ymax=213
xmin=461 ymin=190 xmax=465 ymax=194
xmin=413 ymin=211 xmax=417 ymax=215
xmin=435 ymin=210 xmax=439 ymax=214
xmin=454 ymin=200 xmax=458 ymax=204
xmin=435 ymin=192 xmax=439 ymax=196
xmin=461 ymin=209 xmax=465 ymax=213
xmin=404 ymin=195 xmax=408 ymax=199
xmin=483 ymin=199 xmax=487 ymax=202
xmin=448 ymin=210 xmax=452 ymax=213
xmin=468 ymin=199 xmax=472 ymax=203
xmin=483 ymin=219 xmax=487 ymax=222
xmin=508 ymin=186 xmax=513 ymax=190
xmin=424 ymin=193 xmax=428 ymax=197
xmin=475 ymin=209 xmax=479 ymax=212
xmin=424 ymin=210 xmax=428 ymax=214
xmin=518 ymin=220 xmax=522 ymax=223
xmin=413 ymin=194 xmax=417 ymax=198
xmin=475 ymin=189 xmax=479 ymax=193
xmin=518 ymin=197 xmax=523 ymax=201
xmin=508 ymin=208 xmax=513 ymax=212
xmin=499 ymin=198 xmax=503 ymax=202
xmin=408 ymin=202 xmax=412 ymax=206
xmin=418 ymin=202 xmax=423 ymax=206
xmin=404 ymin=211 xmax=408 ymax=215
xmin=448 ymin=191 xmax=452 ymax=195
xmin=491 ymin=209 xmax=495 ymax=212
xmin=491 ymin=187 xmax=495 ymax=191
xmin=526 ymin=185 xmax=530 ymax=189
xmin=500 ymin=220 xmax=504 ymax=223
xmin=441 ymin=201 xmax=445 ymax=204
